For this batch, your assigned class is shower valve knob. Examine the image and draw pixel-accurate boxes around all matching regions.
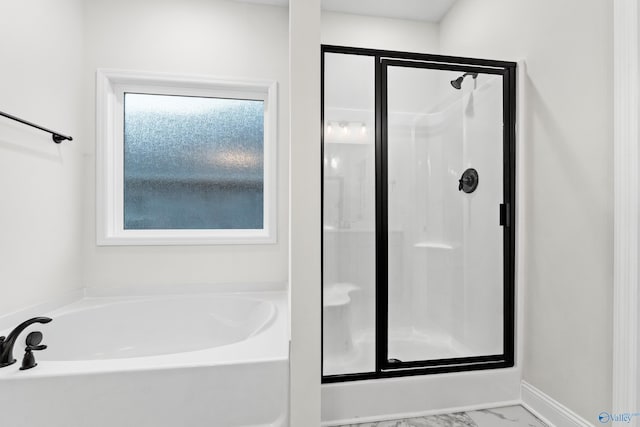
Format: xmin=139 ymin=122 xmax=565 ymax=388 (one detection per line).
xmin=458 ymin=168 xmax=479 ymax=193
xmin=458 ymin=177 xmax=468 ymax=190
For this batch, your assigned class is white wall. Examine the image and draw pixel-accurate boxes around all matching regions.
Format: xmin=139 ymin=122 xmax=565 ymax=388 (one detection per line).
xmin=321 ymin=11 xmax=439 ymax=53
xmin=289 ymin=1 xmax=322 ymax=424
xmin=81 ymin=0 xmax=290 ymax=289
xmin=0 ymin=0 xmax=85 ymax=315
xmin=440 ymin=0 xmax=613 ymax=420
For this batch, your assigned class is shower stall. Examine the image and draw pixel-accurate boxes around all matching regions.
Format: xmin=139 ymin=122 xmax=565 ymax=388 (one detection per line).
xmin=322 ymin=46 xmax=516 ymax=382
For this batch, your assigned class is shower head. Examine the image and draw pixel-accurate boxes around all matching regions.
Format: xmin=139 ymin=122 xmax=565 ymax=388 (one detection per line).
xmin=450 ymin=72 xmax=478 ymax=90
xmin=450 ymin=76 xmax=464 ymax=90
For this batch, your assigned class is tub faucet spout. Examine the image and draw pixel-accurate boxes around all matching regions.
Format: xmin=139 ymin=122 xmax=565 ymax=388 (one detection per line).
xmin=0 ymin=317 xmax=52 ymax=368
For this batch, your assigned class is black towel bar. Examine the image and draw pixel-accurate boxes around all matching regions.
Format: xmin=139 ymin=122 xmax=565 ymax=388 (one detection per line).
xmin=0 ymin=110 xmax=73 ymax=144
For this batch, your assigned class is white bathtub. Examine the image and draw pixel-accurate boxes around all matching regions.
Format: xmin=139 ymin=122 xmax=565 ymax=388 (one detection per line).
xmin=0 ymin=290 xmax=289 ymax=427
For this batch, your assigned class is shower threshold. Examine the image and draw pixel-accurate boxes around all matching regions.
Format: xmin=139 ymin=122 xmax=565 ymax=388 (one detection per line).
xmin=323 ymin=328 xmax=480 ymax=377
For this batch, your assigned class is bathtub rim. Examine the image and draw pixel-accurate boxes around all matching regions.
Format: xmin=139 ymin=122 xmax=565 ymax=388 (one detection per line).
xmin=0 ymin=284 xmax=288 ymax=380
xmin=0 ymin=281 xmax=286 ymax=331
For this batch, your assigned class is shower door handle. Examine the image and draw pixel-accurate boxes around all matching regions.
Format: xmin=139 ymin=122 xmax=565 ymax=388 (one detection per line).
xmin=500 ymin=203 xmax=511 ymax=227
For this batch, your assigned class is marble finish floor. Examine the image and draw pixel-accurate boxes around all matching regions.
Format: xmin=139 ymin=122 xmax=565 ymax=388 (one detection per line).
xmin=334 ymin=405 xmax=548 ymax=427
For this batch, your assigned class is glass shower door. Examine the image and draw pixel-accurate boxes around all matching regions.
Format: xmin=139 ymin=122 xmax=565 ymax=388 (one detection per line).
xmin=321 ymin=45 xmax=516 ymax=382
xmin=381 ymin=60 xmax=511 ymax=369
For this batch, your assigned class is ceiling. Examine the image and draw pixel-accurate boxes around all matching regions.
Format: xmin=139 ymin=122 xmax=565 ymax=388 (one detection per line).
xmin=234 ymin=0 xmax=458 ymax=23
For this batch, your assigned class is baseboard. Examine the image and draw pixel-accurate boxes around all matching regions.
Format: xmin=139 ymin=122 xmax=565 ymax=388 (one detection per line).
xmin=521 ymin=381 xmax=594 ymax=427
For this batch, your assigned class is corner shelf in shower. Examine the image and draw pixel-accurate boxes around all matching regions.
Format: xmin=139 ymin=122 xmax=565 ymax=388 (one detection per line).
xmin=323 ymin=226 xmax=374 ymax=233
xmin=413 ymin=241 xmax=454 ymax=250
xmin=324 ymin=140 xmax=372 ymax=145
xmin=323 ymin=283 xmax=360 ymax=307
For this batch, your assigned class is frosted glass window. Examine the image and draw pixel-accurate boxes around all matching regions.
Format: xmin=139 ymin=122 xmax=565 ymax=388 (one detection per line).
xmin=123 ymin=94 xmax=264 ymax=230
xmin=96 ymin=69 xmax=277 ymax=245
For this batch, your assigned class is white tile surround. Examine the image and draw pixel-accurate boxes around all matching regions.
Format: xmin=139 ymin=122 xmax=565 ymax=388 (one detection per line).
xmin=333 ymin=405 xmax=547 ymax=427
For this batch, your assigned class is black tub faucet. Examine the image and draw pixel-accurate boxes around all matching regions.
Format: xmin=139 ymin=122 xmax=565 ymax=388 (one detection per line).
xmin=0 ymin=317 xmax=52 ymax=368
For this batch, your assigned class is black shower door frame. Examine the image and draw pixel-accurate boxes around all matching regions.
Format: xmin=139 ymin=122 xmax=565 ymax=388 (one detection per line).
xmin=321 ymin=45 xmax=517 ymax=384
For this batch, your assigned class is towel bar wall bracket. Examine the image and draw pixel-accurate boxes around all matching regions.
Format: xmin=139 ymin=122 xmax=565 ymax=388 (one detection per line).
xmin=0 ymin=110 xmax=73 ymax=144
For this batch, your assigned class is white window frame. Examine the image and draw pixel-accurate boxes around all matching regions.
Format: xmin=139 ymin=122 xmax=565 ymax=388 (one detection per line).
xmin=96 ymin=69 xmax=278 ymax=245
